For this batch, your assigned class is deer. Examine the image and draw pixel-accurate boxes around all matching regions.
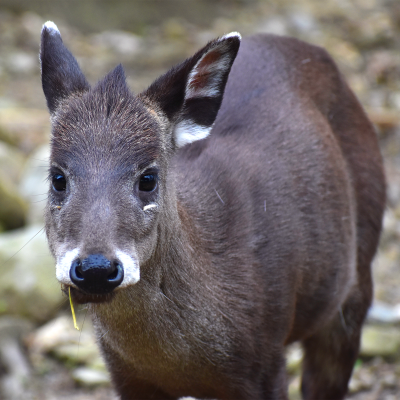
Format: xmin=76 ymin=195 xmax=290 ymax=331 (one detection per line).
xmin=40 ymin=20 xmax=385 ymax=400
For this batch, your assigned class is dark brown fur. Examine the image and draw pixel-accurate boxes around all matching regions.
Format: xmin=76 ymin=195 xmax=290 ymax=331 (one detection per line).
xmin=42 ymin=28 xmax=385 ymax=400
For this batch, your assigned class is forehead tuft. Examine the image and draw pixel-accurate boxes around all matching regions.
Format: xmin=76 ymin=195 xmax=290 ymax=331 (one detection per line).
xmin=51 ymin=67 xmax=162 ymax=169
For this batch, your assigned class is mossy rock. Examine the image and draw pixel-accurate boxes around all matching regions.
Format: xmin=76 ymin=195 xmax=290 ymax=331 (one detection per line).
xmin=0 ymin=171 xmax=27 ymax=231
xmin=0 ymin=224 xmax=63 ymax=322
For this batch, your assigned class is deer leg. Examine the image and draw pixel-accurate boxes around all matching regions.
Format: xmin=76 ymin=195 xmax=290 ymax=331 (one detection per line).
xmin=109 ymin=367 xmax=177 ymax=400
xmin=300 ymin=276 xmax=372 ymax=400
xmin=115 ymin=378 xmax=176 ymax=400
xmin=259 ymin=350 xmax=289 ymax=400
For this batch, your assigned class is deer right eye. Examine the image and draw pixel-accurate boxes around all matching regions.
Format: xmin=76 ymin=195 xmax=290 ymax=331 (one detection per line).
xmin=139 ymin=173 xmax=157 ymax=192
xmin=52 ymin=174 xmax=66 ymax=192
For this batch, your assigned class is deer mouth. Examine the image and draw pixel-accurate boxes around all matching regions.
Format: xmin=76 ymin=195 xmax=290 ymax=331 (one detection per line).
xmin=63 ymin=285 xmax=116 ymax=305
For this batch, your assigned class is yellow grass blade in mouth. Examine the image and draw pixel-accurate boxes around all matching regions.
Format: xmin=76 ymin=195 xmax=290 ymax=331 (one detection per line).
xmin=69 ymin=287 xmax=80 ymax=331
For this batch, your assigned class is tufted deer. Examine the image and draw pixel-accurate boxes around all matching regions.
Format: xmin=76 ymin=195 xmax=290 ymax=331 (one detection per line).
xmin=40 ymin=21 xmax=385 ymax=400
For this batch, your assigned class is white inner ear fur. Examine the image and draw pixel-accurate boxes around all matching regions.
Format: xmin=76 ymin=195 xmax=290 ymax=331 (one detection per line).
xmin=175 ymin=122 xmax=212 ymax=148
xmin=185 ymin=53 xmax=229 ymax=100
xmin=185 ymin=32 xmax=241 ymax=100
xmin=174 ymin=33 xmax=240 ymax=148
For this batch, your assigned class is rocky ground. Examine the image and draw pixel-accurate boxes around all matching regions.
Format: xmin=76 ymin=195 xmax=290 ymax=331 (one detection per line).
xmin=0 ymin=1 xmax=399 ymax=399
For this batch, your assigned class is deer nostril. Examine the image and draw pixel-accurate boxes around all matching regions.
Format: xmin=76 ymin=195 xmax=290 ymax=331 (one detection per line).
xmin=108 ymin=261 xmax=122 ymax=281
xmin=71 ymin=259 xmax=84 ymax=281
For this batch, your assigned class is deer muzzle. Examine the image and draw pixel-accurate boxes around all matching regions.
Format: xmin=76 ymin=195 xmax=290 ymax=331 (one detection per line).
xmin=70 ymin=254 xmax=124 ymax=294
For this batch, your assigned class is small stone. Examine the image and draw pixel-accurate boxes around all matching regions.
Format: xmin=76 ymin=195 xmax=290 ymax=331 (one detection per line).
xmin=6 ymin=52 xmax=36 ymax=74
xmin=163 ymin=18 xmax=187 ymax=40
xmin=289 ymin=11 xmax=318 ymax=33
xmin=258 ymin=17 xmax=288 ymax=36
xmin=288 ymin=376 xmax=301 ymax=400
xmin=348 ymin=366 xmax=375 ymax=393
xmin=72 ymin=367 xmax=110 ymax=387
xmin=286 ymin=343 xmax=303 ymax=375
xmin=27 ymin=314 xmax=107 ymax=372
xmin=367 ymin=301 xmax=400 ymax=324
xmin=0 ymin=171 xmax=27 ymax=231
xmin=91 ymin=30 xmax=142 ymax=55
xmin=54 ymin=342 xmax=103 ymax=366
xmin=0 ymin=316 xmax=34 ymax=400
xmin=382 ymin=372 xmax=397 ymax=388
xmin=0 ymin=139 xmax=28 ymax=232
xmin=360 ymin=325 xmax=400 ymax=358
xmin=0 ymin=141 xmax=24 ymax=183
xmin=0 ymin=224 xmax=62 ymax=322
xmin=18 ymin=144 xmax=50 ymax=224
xmin=0 ymin=108 xmax=50 ymax=153
xmin=389 ymin=92 xmax=400 ymax=111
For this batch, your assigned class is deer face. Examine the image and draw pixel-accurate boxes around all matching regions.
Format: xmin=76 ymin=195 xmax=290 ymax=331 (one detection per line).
xmin=46 ymin=73 xmax=165 ymax=300
xmin=41 ymin=22 xmax=240 ymax=302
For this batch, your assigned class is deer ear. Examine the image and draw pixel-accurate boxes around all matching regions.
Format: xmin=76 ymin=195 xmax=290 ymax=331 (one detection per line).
xmin=143 ymin=32 xmax=241 ymax=148
xmin=40 ymin=21 xmax=90 ymax=114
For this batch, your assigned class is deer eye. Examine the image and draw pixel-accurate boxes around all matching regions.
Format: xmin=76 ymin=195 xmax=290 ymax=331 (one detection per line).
xmin=139 ymin=172 xmax=157 ymax=192
xmin=52 ymin=173 xmax=66 ymax=192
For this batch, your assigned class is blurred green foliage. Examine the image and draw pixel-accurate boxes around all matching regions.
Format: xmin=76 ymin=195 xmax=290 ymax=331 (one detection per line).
xmin=0 ymin=0 xmax=251 ymax=34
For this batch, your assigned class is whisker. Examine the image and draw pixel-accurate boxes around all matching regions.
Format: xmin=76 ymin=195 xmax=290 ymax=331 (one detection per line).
xmin=0 ymin=226 xmax=46 ymax=267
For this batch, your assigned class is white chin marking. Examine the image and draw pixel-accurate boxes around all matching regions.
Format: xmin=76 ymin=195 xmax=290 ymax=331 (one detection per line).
xmin=43 ymin=21 xmax=60 ymax=34
xmin=116 ymin=250 xmax=140 ymax=287
xmin=56 ymin=248 xmax=79 ymax=285
xmin=175 ymin=121 xmax=212 ymax=147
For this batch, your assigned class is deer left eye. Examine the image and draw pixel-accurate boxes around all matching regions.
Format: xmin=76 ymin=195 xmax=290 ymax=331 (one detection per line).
xmin=52 ymin=173 xmax=66 ymax=192
xmin=139 ymin=173 xmax=157 ymax=192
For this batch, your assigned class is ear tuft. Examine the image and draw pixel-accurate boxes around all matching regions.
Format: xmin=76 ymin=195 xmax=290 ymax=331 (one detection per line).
xmin=219 ymin=32 xmax=242 ymax=41
xmin=40 ymin=21 xmax=90 ymax=114
xmin=42 ymin=21 xmax=60 ymax=35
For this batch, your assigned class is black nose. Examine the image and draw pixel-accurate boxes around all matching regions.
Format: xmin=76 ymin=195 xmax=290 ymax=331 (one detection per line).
xmin=70 ymin=254 xmax=124 ymax=294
